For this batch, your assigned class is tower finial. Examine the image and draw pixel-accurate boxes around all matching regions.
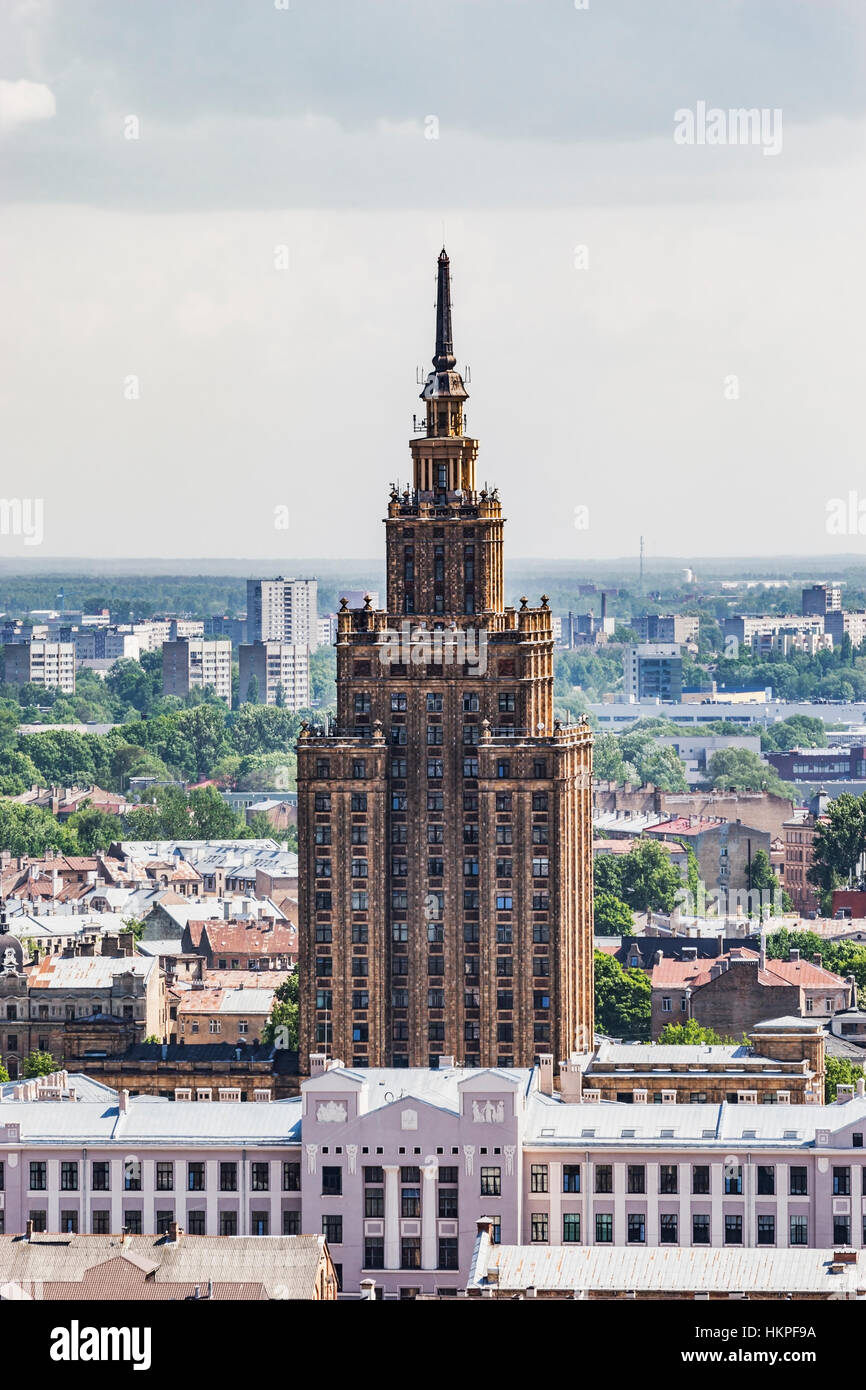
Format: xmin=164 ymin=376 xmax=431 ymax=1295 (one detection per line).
xmin=433 ymin=247 xmax=456 ymax=372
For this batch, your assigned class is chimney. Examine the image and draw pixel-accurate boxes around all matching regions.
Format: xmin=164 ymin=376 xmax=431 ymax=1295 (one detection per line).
xmin=168 ymin=1222 xmax=183 ymax=1243
xmin=438 ymin=1055 xmax=455 ymax=1070
xmin=837 ymin=1084 xmax=855 ymax=1103
xmin=118 ymin=1089 xmax=130 ymax=1113
xmin=857 ymin=1078 xmax=865 ymax=1099
xmin=25 ymin=1219 xmax=33 ymax=1241
xmin=559 ymin=1056 xmax=583 ymax=1104
xmin=537 ymin=1054 xmax=554 ymax=1097
xmin=360 ymin=1278 xmax=377 ymax=1301
xmin=309 ymin=1053 xmax=328 ymax=1077
xmin=789 ymin=948 xmax=800 ymax=962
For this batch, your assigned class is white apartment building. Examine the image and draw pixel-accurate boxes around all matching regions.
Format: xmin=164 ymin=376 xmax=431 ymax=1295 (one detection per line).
xmin=246 ymin=578 xmax=318 ymax=649
xmin=4 ymin=641 xmax=76 ymax=694
xmin=238 ymin=641 xmax=310 ymax=710
xmin=162 ymin=639 xmax=232 ymax=705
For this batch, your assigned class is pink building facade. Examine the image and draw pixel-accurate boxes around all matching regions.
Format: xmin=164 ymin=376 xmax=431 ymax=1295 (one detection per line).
xmin=3 ymin=1062 xmax=866 ymax=1296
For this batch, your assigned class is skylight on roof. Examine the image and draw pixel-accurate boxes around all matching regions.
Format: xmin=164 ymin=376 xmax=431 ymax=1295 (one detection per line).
xmin=701 ymin=1129 xmax=715 ymax=1138
xmin=741 ymin=1130 xmax=757 ymax=1139
xmin=540 ymin=1127 xmax=556 ymax=1137
xmin=783 ymin=1130 xmax=799 ymax=1139
xmin=581 ymin=1128 xmax=596 ymax=1138
xmin=621 ymin=1128 xmax=636 ymax=1138
xmin=659 ymin=1128 xmax=675 ymax=1138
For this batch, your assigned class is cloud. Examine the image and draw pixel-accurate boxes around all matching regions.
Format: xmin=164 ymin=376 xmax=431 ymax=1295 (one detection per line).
xmin=0 ymin=78 xmax=55 ymax=132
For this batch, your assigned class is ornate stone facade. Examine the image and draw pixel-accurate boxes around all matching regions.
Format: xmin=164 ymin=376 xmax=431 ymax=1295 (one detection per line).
xmin=297 ymin=250 xmax=593 ymax=1070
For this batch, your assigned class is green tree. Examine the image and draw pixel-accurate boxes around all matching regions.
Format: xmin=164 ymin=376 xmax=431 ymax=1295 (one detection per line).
xmin=244 ymin=674 xmax=260 ymax=705
xmin=594 ymin=950 xmax=651 ymax=1039
xmin=262 ymin=972 xmax=299 ymax=1050
xmin=706 ymin=747 xmax=794 ymax=797
xmin=65 ymin=806 xmax=123 ymax=852
xmin=188 ymin=785 xmax=244 ymax=838
xmin=22 ymin=1050 xmax=57 ymax=1077
xmin=0 ymin=1058 xmax=9 ymax=1083
xmin=809 ymin=793 xmax=866 ymax=907
xmin=657 ymin=1019 xmax=733 ymax=1045
xmin=619 ymin=839 xmax=684 ymax=914
xmin=593 ymin=890 xmax=634 ymax=935
xmin=825 ymin=1055 xmax=866 ymax=1103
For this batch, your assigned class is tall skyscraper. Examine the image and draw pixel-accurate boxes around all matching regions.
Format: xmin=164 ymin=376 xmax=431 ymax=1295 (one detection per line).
xmin=246 ymin=577 xmax=318 ymax=648
xmin=297 ymin=250 xmax=593 ymax=1071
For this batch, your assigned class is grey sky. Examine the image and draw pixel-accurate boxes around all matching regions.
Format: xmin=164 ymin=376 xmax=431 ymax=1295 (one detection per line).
xmin=1 ymin=0 xmax=865 ymax=562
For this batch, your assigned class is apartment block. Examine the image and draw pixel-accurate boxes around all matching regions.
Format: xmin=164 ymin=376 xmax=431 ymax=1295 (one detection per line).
xmin=247 ymin=578 xmax=318 ymax=649
xmin=239 ymin=640 xmax=310 ymax=709
xmin=3 ymin=641 xmax=75 ymax=694
xmin=631 ymin=615 xmax=700 ymax=646
xmin=162 ymin=639 xmax=232 ymax=705
xmin=802 ymin=583 xmax=842 ymax=617
xmin=622 ymin=644 xmax=683 ymax=701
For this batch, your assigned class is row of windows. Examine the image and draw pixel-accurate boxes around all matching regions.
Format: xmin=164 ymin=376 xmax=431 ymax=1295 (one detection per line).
xmin=530 ymin=1212 xmax=817 ymax=1247
xmin=360 ymin=1235 xmax=459 ymax=1269
xmin=25 ymin=1160 xmax=301 ymax=1193
xmin=22 ymin=1209 xmax=299 ymax=1237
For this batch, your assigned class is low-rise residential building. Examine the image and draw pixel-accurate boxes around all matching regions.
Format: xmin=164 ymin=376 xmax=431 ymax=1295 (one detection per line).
xmin=644 ymin=816 xmax=771 ymax=897
xmin=650 ymin=945 xmax=855 ymax=1039
xmin=199 ymin=921 xmax=296 ymax=971
xmin=175 ymin=984 xmax=275 ymax=1045
xmin=784 ymin=792 xmax=830 ymax=915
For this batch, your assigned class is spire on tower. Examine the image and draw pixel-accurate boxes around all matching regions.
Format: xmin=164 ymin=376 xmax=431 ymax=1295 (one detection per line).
xmin=433 ymin=247 xmax=456 ymax=371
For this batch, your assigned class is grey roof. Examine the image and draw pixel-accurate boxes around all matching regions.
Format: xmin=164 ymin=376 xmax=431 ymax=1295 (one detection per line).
xmin=0 ymin=1073 xmax=117 ymax=1104
xmin=593 ymin=1042 xmax=745 ymax=1066
xmin=471 ymin=1242 xmax=865 ymax=1294
xmin=0 ymin=1096 xmax=302 ymax=1145
xmin=332 ymin=1065 xmax=535 ymax=1118
xmin=0 ymin=1233 xmax=328 ymax=1299
xmin=29 ymin=955 xmax=155 ymax=989
xmin=524 ymin=1095 xmax=866 ymax=1146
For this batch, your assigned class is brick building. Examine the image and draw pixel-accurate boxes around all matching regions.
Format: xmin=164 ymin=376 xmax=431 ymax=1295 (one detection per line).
xmin=650 ymin=945 xmax=854 ymax=1039
xmin=783 ymin=791 xmax=830 ymax=915
xmin=296 ymin=249 xmax=593 ymax=1071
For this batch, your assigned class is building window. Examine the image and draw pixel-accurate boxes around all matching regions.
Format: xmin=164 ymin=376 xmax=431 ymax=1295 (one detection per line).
xmin=29 ymin=1162 xmax=46 ymax=1191
xmin=692 ymin=1214 xmax=710 ymax=1245
xmin=480 ymin=1167 xmax=501 ymax=1197
xmin=156 ymin=1211 xmax=173 ymax=1235
xmin=438 ymin=1186 xmax=458 ymax=1218
xmin=530 ymin=1213 xmax=549 ymax=1243
xmin=757 ymin=1165 xmax=775 ymax=1195
xmin=123 ymin=1211 xmax=143 ymax=1235
xmin=627 ymin=1165 xmax=645 ymax=1194
xmin=322 ymin=1215 xmax=342 ymax=1245
xmin=92 ymin=1211 xmax=110 ymax=1234
xmin=530 ymin=1164 xmax=549 ymax=1194
xmin=250 ymin=1211 xmax=269 ymax=1236
xmin=833 ymin=1166 xmax=851 ymax=1195
xmin=124 ymin=1160 xmax=142 ymax=1192
xmin=661 ymin=996 xmax=672 ymax=1013
xmin=562 ymin=1212 xmax=581 ymax=1243
xmin=438 ymin=1237 xmax=459 ymax=1269
xmin=757 ymin=1215 xmax=775 ymax=1246
xmin=692 ymin=1162 xmax=711 ymax=1195
xmin=60 ymin=1210 xmax=78 ymax=1233
xmin=351 ymin=793 xmax=367 ymax=812
xmin=321 ymin=1166 xmax=342 ymax=1197
xmin=789 ymin=1167 xmax=808 ymax=1196
xmin=29 ymin=1210 xmax=47 ymax=1232
xmin=595 ymin=1165 xmax=613 ymax=1194
xmin=660 ymin=1213 xmax=678 ymax=1244
xmin=627 ymin=1213 xmax=645 ymax=1244
xmin=187 ymin=1162 xmax=205 ymax=1192
xmin=92 ymin=1162 xmax=110 ymax=1192
xmin=60 ymin=1161 xmax=78 ymax=1192
xmin=401 ymin=1238 xmax=422 ymax=1270
xmin=595 ymin=1213 xmax=613 ymax=1244
xmin=659 ymin=1165 xmax=678 ymax=1195
xmin=364 ymin=1237 xmax=385 ymax=1269
xmin=724 ymin=1165 xmax=742 ymax=1195
xmin=834 ymin=1215 xmax=852 ymax=1245
xmin=724 ymin=1215 xmax=743 ymax=1245
xmin=248 ymin=1162 xmax=269 ymax=1192
xmin=562 ymin=1165 xmax=580 ymax=1194
xmin=789 ymin=1215 xmax=808 ymax=1246
xmin=282 ymin=1162 xmax=301 ymax=1192
xmin=219 ymin=1211 xmax=237 ymax=1236
xmin=366 ymin=1184 xmax=385 ymax=1218
xmin=401 ymin=1186 xmax=421 ymax=1218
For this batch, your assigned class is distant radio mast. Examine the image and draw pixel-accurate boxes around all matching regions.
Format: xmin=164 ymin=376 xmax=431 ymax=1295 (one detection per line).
xmin=639 ymin=536 xmax=645 ymax=598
